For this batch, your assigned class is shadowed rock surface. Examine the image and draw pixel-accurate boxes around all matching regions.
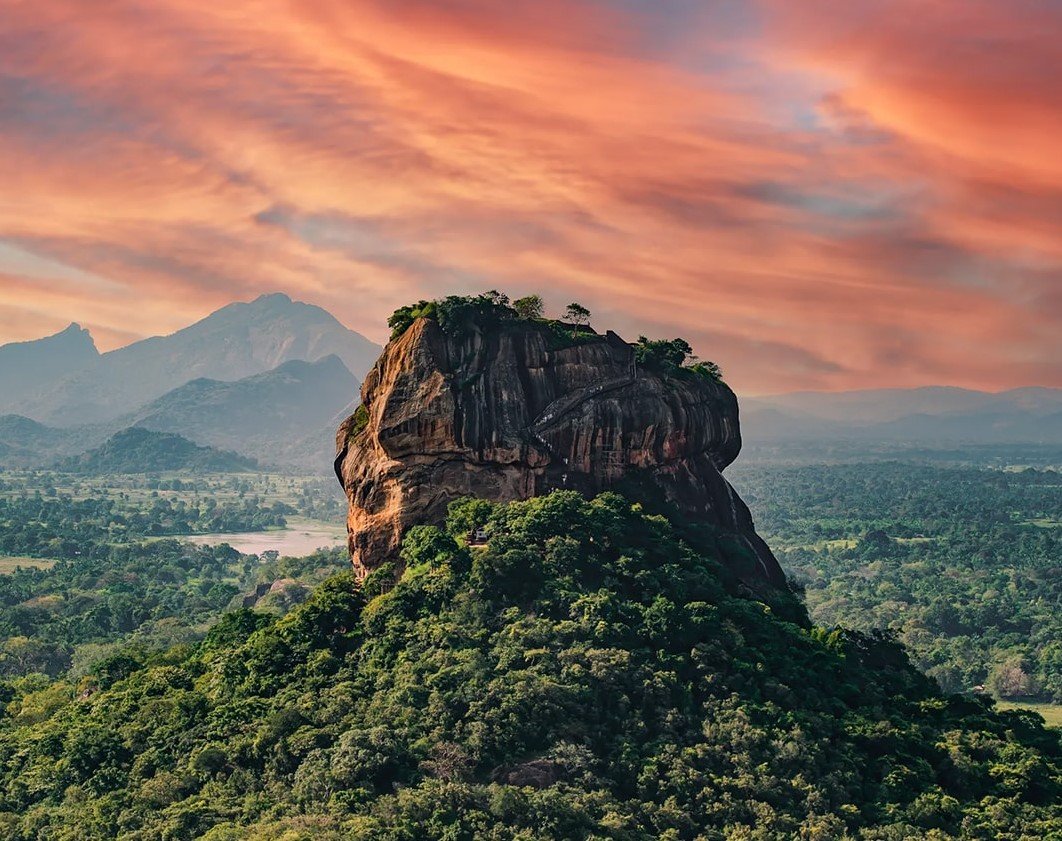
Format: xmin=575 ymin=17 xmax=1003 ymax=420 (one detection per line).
xmin=336 ymin=317 xmax=786 ymax=590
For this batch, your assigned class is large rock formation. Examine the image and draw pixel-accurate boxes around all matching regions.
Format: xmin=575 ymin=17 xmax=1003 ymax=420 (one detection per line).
xmin=336 ymin=317 xmax=786 ymax=590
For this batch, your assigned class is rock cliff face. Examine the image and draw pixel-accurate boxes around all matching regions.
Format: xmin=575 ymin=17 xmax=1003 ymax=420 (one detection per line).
xmin=336 ymin=317 xmax=786 ymax=590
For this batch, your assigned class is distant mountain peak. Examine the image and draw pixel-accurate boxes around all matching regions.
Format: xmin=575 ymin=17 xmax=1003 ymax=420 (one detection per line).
xmin=0 ymin=321 xmax=97 ymax=353
xmin=0 ymin=321 xmax=100 ymax=410
xmin=123 ymin=353 xmax=359 ymax=472
xmin=2 ymin=294 xmax=380 ymax=426
xmin=251 ymin=291 xmax=293 ymax=305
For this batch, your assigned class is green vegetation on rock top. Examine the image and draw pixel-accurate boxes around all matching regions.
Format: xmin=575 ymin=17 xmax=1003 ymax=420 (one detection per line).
xmin=633 ymin=336 xmax=724 ymax=383
xmin=386 ymin=291 xmax=724 ymax=381
xmin=386 ymin=290 xmax=526 ymax=340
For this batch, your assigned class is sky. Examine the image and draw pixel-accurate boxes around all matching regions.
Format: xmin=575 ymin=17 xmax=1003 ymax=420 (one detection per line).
xmin=0 ymin=0 xmax=1059 ymax=394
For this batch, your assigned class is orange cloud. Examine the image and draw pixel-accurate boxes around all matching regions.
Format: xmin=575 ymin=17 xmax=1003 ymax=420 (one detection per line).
xmin=0 ymin=0 xmax=1058 ymax=392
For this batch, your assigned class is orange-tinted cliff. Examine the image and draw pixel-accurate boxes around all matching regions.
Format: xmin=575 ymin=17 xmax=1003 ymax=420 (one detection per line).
xmin=336 ymin=316 xmax=786 ymax=591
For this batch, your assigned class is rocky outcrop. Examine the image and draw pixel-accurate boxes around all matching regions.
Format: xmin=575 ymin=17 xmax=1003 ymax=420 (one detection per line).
xmin=335 ymin=317 xmax=787 ymax=590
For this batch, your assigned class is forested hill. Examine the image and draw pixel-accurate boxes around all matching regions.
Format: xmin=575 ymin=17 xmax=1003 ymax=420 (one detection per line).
xmin=1 ymin=491 xmax=1058 ymax=839
xmin=55 ymin=428 xmax=259 ymax=474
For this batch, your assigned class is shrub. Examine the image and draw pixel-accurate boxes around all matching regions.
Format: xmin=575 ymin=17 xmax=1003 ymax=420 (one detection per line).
xmin=387 ymin=292 xmax=517 ymax=339
xmin=634 ymin=336 xmax=723 ymax=382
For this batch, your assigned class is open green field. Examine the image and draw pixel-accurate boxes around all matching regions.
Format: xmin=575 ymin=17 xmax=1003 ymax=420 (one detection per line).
xmin=0 ymin=556 xmax=57 ymax=574
xmin=0 ymin=470 xmax=323 ymax=507
xmin=996 ymin=701 xmax=1062 ymax=728
xmin=774 ymin=534 xmax=941 ymax=553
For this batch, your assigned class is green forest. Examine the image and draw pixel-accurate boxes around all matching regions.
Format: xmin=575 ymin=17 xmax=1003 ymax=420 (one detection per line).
xmin=0 ymin=540 xmax=346 ymax=680
xmin=0 ymin=472 xmax=346 ymax=684
xmin=56 ymin=428 xmax=259 ymax=475
xmin=0 ymin=491 xmax=1058 ymax=839
xmin=729 ymin=462 xmax=1060 ymax=704
xmin=0 ymin=492 xmax=291 ymax=559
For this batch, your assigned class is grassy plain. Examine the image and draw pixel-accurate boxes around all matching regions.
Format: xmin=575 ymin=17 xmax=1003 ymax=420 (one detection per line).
xmin=0 ymin=556 xmax=57 ymax=574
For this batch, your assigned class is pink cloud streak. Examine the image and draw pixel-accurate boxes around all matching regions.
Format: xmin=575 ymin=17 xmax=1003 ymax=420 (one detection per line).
xmin=0 ymin=0 xmax=1058 ymax=392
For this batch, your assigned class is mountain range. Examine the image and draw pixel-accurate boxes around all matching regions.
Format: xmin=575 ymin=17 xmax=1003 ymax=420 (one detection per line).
xmin=743 ymin=386 xmax=1062 ymax=445
xmin=125 ymin=354 xmax=359 ymax=468
xmin=0 ymin=415 xmax=82 ymax=468
xmin=0 ymin=323 xmax=99 ymax=410
xmin=1 ymin=293 xmax=378 ymax=426
xmin=0 ymin=293 xmax=377 ymax=472
xmin=0 ymin=296 xmax=1057 ymax=472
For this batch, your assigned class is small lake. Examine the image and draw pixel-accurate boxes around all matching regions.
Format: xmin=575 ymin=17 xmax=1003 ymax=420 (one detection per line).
xmin=183 ymin=518 xmax=346 ymax=557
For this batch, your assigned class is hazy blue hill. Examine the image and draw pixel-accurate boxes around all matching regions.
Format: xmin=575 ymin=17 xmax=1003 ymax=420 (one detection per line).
xmin=0 ymin=323 xmax=99 ymax=409
xmin=55 ymin=427 xmax=258 ymax=473
xmin=0 ymin=415 xmax=111 ymax=468
xmin=742 ymin=386 xmax=1062 ymax=446
xmin=0 ymin=355 xmax=358 ymax=472
xmin=0 ymin=415 xmax=57 ymax=448
xmin=869 ymin=407 xmax=1062 ymax=443
xmin=126 ymin=354 xmax=357 ymax=469
xmin=0 ymin=415 xmax=58 ymax=467
xmin=745 ymin=386 xmax=1006 ymax=422
xmin=11 ymin=293 xmax=379 ymax=426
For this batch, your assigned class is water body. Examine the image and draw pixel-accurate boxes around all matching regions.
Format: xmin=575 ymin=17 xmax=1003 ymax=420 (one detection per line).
xmin=183 ymin=518 xmax=346 ymax=557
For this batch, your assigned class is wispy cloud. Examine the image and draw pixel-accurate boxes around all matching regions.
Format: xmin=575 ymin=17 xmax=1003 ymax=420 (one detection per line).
xmin=0 ymin=0 xmax=1057 ymax=391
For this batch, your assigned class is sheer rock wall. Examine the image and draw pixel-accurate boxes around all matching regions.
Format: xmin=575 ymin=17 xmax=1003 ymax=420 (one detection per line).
xmin=336 ymin=318 xmax=786 ymax=590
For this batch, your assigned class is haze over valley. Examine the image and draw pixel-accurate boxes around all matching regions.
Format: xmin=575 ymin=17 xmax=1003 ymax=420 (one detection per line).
xmin=2 ymin=293 xmax=1057 ymax=474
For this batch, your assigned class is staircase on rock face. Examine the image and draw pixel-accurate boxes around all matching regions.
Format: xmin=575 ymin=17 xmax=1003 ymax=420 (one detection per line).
xmin=527 ymin=360 xmax=638 ymax=467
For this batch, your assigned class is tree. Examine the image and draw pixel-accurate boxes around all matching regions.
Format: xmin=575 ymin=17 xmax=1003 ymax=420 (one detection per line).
xmin=634 ymin=336 xmax=693 ymax=370
xmin=513 ymin=295 xmax=544 ymax=320
xmin=988 ymin=656 xmax=1041 ymax=699
xmin=387 ymin=293 xmax=517 ymax=340
xmin=90 ymin=653 xmax=143 ymax=689
xmin=565 ymin=302 xmax=591 ymax=327
xmin=0 ymin=636 xmax=64 ymax=676
xmin=446 ymin=497 xmax=496 ymax=540
xmin=689 ymin=360 xmax=723 ymax=382
xmin=629 ymin=337 xmax=723 ymax=382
